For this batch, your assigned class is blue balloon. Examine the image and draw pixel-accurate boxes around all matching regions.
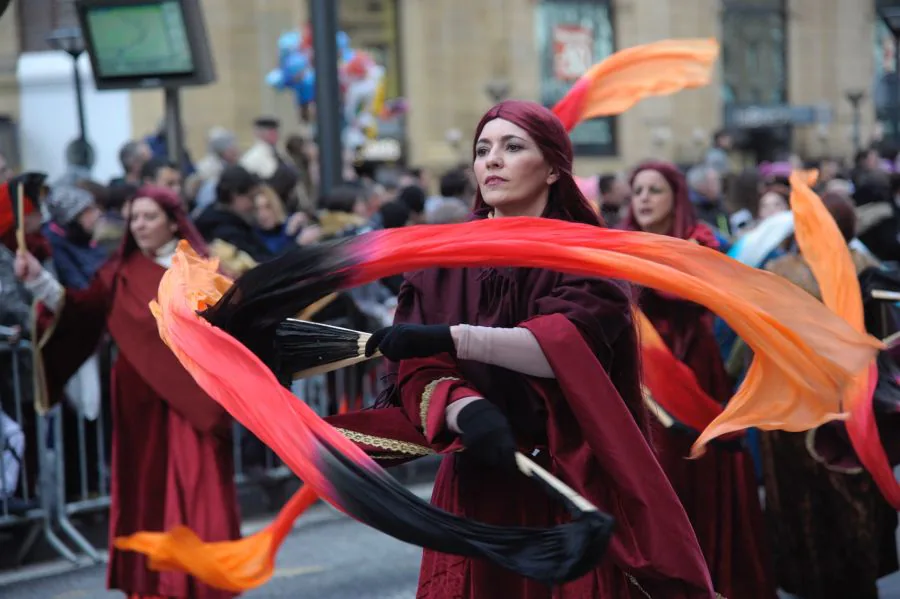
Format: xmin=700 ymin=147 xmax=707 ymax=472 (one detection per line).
xmin=282 ymin=52 xmax=309 ymax=81
xmin=294 ymin=70 xmax=316 ymax=105
xmin=266 ymin=68 xmax=286 ymax=90
xmin=278 ymin=31 xmax=300 ymax=55
xmin=336 ymin=31 xmax=350 ymax=50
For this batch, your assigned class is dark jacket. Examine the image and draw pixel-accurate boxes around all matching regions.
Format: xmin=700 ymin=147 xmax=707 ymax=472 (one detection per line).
xmin=195 ymin=204 xmax=273 ymax=263
xmin=43 ymin=222 xmax=108 ymax=290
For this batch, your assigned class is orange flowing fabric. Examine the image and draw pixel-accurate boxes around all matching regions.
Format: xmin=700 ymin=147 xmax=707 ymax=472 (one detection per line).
xmin=552 ymin=39 xmax=720 ymax=132
xmin=634 ymin=310 xmax=724 ymax=432
xmin=353 ymin=221 xmax=880 ymax=454
xmin=116 ymin=485 xmax=318 ymax=593
xmin=128 ymin=219 xmax=881 ymax=592
xmin=788 ymin=172 xmax=900 ymax=507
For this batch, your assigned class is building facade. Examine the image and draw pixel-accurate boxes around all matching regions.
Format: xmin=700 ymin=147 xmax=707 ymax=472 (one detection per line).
xmin=0 ymin=0 xmax=883 ymax=179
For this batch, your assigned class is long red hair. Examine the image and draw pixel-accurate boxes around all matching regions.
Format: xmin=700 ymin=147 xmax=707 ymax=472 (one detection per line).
xmin=120 ymin=185 xmax=208 ymax=259
xmin=471 ymin=100 xmax=603 ymax=227
xmin=621 ymin=160 xmax=717 ymax=247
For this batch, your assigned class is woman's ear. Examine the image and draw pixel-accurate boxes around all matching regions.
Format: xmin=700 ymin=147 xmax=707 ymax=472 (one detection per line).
xmin=547 ymin=168 xmax=560 ymax=186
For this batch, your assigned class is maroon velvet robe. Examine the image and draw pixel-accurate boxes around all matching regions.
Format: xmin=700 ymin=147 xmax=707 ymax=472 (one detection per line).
xmin=640 ymin=288 xmax=776 ymax=599
xmin=39 ymin=252 xmax=241 ymax=599
xmin=328 ymin=232 xmax=715 ymax=596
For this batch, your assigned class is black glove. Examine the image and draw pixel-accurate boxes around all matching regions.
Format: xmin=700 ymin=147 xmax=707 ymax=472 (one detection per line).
xmin=455 ymin=400 xmax=518 ymax=472
xmin=365 ymin=324 xmax=455 ymax=360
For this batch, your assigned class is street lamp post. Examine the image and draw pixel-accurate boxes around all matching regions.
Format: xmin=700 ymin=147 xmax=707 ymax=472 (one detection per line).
xmin=310 ymin=0 xmax=342 ymax=197
xmin=877 ymin=1 xmax=900 ymax=146
xmin=46 ymin=27 xmax=95 ymax=172
xmin=846 ymin=90 xmax=865 ymax=153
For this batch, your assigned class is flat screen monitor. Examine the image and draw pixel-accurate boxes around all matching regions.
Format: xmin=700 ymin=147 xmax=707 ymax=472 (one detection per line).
xmin=76 ymin=0 xmax=216 ymax=90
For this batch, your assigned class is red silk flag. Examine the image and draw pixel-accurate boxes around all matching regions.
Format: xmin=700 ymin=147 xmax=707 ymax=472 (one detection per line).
xmin=634 ymin=309 xmax=724 ymax=433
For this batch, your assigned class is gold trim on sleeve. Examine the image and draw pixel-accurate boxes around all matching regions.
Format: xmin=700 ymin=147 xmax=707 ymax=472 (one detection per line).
xmin=334 ymin=427 xmax=435 ymax=456
xmin=31 ymin=293 xmax=66 ymax=414
xmin=420 ymin=376 xmax=461 ymax=430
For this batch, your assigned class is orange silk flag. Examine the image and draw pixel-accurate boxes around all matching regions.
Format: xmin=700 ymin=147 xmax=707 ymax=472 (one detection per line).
xmin=552 ymin=39 xmax=720 ymax=132
xmin=115 ymin=485 xmax=318 ymax=593
xmin=788 ymin=172 xmax=900 ymax=507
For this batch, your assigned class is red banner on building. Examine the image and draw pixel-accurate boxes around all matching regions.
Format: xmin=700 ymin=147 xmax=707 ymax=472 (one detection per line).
xmin=553 ymin=25 xmax=593 ymax=81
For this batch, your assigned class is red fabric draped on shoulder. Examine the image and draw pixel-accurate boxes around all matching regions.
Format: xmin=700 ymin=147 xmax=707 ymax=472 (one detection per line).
xmin=97 ymin=254 xmax=229 ymax=434
xmin=522 ymin=314 xmax=714 ymax=596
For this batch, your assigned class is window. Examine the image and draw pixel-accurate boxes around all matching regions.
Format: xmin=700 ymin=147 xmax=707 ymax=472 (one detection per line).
xmin=874 ymin=18 xmax=899 ymax=139
xmin=19 ymin=0 xmax=79 ymax=53
xmin=720 ymin=0 xmax=787 ymax=108
xmin=535 ymin=0 xmax=616 ymax=156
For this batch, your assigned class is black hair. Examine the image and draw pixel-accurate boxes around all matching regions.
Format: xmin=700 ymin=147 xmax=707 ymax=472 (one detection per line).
xmin=379 ymin=200 xmax=411 ymax=229
xmin=140 ymin=157 xmax=177 ymax=181
xmin=216 ymin=165 xmax=260 ymax=206
xmin=397 ymin=185 xmax=426 ymax=214
xmin=106 ymin=182 xmax=139 ymax=212
xmin=598 ymin=174 xmax=618 ymax=195
xmin=439 ymin=169 xmax=470 ymax=198
xmin=320 ymin=186 xmax=364 ymax=213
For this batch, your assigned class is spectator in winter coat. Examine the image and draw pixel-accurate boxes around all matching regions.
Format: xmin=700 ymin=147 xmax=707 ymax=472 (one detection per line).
xmin=43 ymin=186 xmax=107 ymax=289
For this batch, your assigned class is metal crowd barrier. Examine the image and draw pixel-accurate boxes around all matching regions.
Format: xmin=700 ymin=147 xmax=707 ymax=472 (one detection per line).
xmin=0 ymin=333 xmax=386 ymax=573
xmin=0 ymin=339 xmax=96 ymax=567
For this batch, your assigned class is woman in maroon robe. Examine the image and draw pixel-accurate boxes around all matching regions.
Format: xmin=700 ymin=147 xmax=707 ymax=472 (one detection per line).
xmin=620 ymin=161 xmax=776 ymax=599
xmin=14 ymin=186 xmax=240 ymax=599
xmin=329 ymin=101 xmax=716 ymax=598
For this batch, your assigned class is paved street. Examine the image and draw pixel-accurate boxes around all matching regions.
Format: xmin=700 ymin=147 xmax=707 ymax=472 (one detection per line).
xmin=0 ymin=487 xmax=428 ymax=599
xmin=3 ymin=478 xmax=900 ymax=598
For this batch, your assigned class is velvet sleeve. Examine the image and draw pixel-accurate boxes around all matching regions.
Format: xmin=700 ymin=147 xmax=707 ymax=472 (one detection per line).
xmin=531 ymin=274 xmax=633 ymax=370
xmin=392 ymin=277 xmax=482 ymax=453
xmin=33 ymin=275 xmax=110 ymax=412
xmin=324 ymin=276 xmax=479 ymax=458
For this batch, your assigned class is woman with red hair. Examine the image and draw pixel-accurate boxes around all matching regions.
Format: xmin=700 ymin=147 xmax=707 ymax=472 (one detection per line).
xmin=15 ymin=186 xmax=240 ymax=599
xmin=621 ymin=161 xmax=776 ymax=599
xmin=332 ymin=101 xmax=715 ymax=597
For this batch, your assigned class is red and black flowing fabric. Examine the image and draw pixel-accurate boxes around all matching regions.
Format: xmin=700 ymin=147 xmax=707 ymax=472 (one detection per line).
xmin=125 ymin=208 xmax=882 ymax=593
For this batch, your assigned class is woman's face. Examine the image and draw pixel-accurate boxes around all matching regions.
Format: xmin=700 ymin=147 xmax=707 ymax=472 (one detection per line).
xmin=758 ymin=191 xmax=789 ymax=220
xmin=254 ymin=194 xmax=279 ymax=230
xmin=129 ymin=197 xmax=177 ymax=255
xmin=630 ymin=169 xmax=675 ymax=234
xmin=77 ymin=204 xmax=102 ymax=235
xmin=230 ymin=187 xmax=258 ymax=220
xmin=353 ymin=197 xmax=369 ymax=218
xmin=473 ymin=118 xmax=557 ymax=217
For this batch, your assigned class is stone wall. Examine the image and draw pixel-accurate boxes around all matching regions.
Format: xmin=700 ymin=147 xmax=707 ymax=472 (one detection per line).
xmin=2 ymin=0 xmax=882 ymax=176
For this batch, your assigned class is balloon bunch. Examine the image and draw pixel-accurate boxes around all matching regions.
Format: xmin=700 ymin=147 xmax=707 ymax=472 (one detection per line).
xmin=266 ymin=25 xmax=408 ymax=149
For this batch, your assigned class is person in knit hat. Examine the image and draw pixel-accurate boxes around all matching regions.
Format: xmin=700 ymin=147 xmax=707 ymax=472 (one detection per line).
xmin=43 ymin=186 xmax=107 ymax=289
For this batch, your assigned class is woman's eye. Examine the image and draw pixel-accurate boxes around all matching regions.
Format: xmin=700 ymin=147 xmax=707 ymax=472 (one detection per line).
xmin=475 ymin=147 xmax=488 ymax=157
xmin=507 ymin=144 xmax=522 ymax=152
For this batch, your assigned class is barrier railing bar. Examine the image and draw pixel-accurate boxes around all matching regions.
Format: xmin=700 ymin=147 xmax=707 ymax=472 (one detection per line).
xmin=51 ymin=407 xmax=102 ymax=563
